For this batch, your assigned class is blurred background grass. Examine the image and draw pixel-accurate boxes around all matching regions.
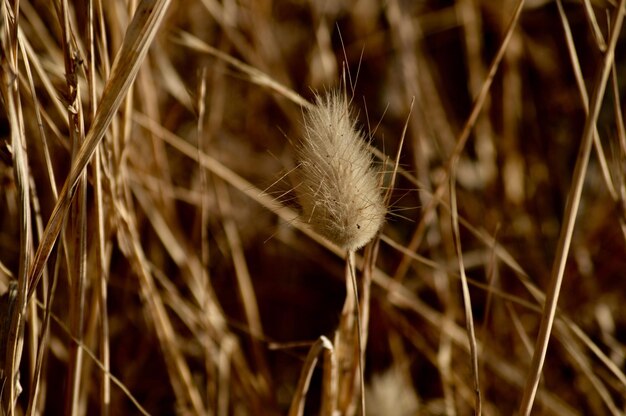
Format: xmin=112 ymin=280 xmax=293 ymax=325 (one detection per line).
xmin=1 ymin=0 xmax=626 ymax=414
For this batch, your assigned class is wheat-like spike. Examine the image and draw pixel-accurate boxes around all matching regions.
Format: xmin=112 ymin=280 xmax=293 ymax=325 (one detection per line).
xmin=297 ymin=90 xmax=386 ymax=250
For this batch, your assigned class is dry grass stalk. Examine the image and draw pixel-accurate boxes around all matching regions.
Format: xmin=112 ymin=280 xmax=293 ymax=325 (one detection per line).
xmin=287 ymin=336 xmax=334 ymax=416
xmin=27 ymin=0 xmax=173 ymax=300
xmin=1 ymin=1 xmax=31 ymax=413
xmin=519 ymin=1 xmax=626 ymax=413
xmin=2 ymin=0 xmax=626 ymax=415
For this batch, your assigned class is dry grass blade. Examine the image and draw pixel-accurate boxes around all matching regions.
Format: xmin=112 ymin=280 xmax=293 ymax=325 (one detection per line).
xmin=556 ymin=322 xmax=621 ymax=415
xmin=17 ymin=29 xmax=69 ymax=129
xmin=57 ymin=0 xmax=89 ymax=413
xmin=27 ymin=0 xmax=172 ymax=301
xmin=17 ymin=35 xmax=58 ymax=197
xmin=1 ymin=3 xmax=32 ymax=414
xmin=442 ymin=2 xmax=527 ymax=414
xmin=115 ymin=202 xmax=206 ymax=414
xmin=321 ymin=338 xmax=338 ymax=416
xmin=582 ymin=0 xmax=608 ymax=51
xmin=377 ymin=268 xmax=578 ymax=415
xmin=615 ymin=62 xmax=626 ymax=157
xmin=133 ymin=112 xmax=301 ymax=236
xmin=519 ymin=1 xmax=626 ymax=414
xmin=348 ymin=251 xmax=365 ymax=416
xmin=25 ymin=245 xmax=60 ymax=416
xmin=391 ymin=0 xmax=526 ymax=283
xmin=449 ymin=169 xmax=481 ymax=415
xmin=1 ymin=79 xmax=29 ymax=416
xmin=556 ymin=0 xmax=617 ymax=200
xmin=610 ymin=57 xmax=626 ymax=243
xmin=130 ymin=182 xmax=214 ymax=307
xmin=86 ymin=0 xmax=111 ymax=413
xmin=8 ymin=1 xmax=626 ymax=413
xmin=450 ymin=0 xmax=525 ymax=168
xmin=215 ymin=180 xmax=273 ymax=398
xmin=288 ymin=336 xmax=334 ymax=416
xmin=39 ymin=300 xmax=151 ymax=416
xmin=174 ymin=31 xmax=312 ymax=110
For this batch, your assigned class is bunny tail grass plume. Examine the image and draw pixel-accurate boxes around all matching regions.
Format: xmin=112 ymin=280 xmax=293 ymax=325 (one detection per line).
xmin=297 ymin=90 xmax=385 ymax=250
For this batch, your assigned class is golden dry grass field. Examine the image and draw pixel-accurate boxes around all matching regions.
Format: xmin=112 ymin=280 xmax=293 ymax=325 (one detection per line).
xmin=1 ymin=0 xmax=626 ymax=415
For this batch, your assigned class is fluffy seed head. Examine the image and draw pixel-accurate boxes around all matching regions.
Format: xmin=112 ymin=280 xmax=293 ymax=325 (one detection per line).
xmin=365 ymin=369 xmax=419 ymax=416
xmin=296 ymin=91 xmax=386 ymax=250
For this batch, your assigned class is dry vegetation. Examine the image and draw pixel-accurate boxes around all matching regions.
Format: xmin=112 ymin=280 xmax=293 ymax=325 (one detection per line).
xmin=1 ymin=0 xmax=626 ymax=415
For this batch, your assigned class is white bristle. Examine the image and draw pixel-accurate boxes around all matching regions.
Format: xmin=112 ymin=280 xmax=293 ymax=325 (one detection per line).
xmin=296 ymin=90 xmax=386 ymax=250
